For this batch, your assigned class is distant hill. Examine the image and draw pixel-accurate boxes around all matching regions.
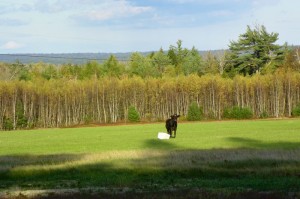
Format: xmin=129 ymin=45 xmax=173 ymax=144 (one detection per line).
xmin=0 ymin=50 xmax=228 ymax=65
xmin=1 ymin=44 xmax=298 ymax=65
xmin=0 ymin=53 xmax=132 ymax=65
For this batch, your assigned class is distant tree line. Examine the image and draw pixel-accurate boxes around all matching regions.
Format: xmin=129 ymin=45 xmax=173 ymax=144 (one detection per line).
xmin=1 ymin=25 xmax=300 ymax=81
xmin=1 ymin=25 xmax=300 ymax=130
xmin=1 ymin=71 xmax=300 ymax=130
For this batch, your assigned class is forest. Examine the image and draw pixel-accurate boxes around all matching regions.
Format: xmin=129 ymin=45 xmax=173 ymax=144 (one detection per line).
xmin=1 ymin=25 xmax=300 ymax=130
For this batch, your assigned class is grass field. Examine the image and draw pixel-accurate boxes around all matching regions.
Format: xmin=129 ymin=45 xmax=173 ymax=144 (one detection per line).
xmin=0 ymin=119 xmax=300 ymax=198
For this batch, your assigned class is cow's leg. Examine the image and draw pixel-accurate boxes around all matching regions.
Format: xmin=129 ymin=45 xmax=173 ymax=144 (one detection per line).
xmin=174 ymin=129 xmax=176 ymax=138
xmin=167 ymin=128 xmax=171 ymax=136
xmin=170 ymin=129 xmax=173 ymax=138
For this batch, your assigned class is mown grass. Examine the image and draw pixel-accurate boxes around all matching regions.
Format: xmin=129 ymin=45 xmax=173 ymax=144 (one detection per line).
xmin=0 ymin=119 xmax=300 ymax=196
xmin=1 ymin=119 xmax=300 ymax=155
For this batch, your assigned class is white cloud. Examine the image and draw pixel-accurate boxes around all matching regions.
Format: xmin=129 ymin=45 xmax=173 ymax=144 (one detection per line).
xmin=31 ymin=0 xmax=152 ymax=18
xmin=1 ymin=41 xmax=23 ymax=49
xmin=84 ymin=1 xmax=152 ymax=21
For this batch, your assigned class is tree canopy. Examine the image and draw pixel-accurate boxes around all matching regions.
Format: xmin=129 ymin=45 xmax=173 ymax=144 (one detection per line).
xmin=227 ymin=25 xmax=285 ymax=76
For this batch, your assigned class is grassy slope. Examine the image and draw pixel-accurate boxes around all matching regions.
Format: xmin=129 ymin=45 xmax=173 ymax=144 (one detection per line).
xmin=0 ymin=119 xmax=300 ymax=193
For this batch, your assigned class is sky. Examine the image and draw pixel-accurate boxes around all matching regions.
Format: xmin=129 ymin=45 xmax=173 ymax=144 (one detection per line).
xmin=0 ymin=0 xmax=299 ymax=53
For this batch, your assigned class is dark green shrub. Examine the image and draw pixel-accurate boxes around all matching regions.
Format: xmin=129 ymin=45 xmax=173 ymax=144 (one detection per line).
xmin=16 ymin=100 xmax=28 ymax=129
xmin=128 ymin=106 xmax=140 ymax=122
xmin=291 ymin=104 xmax=300 ymax=117
xmin=187 ymin=101 xmax=203 ymax=121
xmin=223 ymin=106 xmax=253 ymax=120
xmin=3 ymin=117 xmax=13 ymax=130
xmin=17 ymin=116 xmax=27 ymax=128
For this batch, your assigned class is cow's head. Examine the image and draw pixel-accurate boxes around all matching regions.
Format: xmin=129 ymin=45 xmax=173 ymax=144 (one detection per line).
xmin=170 ymin=114 xmax=180 ymax=121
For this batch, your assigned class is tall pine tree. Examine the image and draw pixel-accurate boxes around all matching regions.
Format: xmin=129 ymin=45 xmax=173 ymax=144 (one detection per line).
xmin=227 ymin=25 xmax=284 ymax=76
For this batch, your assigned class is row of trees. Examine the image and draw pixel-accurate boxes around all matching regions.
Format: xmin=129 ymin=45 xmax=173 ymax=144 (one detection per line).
xmin=1 ymin=24 xmax=300 ymax=130
xmin=1 ymin=70 xmax=300 ymax=129
xmin=1 ymin=46 xmax=299 ymax=82
xmin=0 ymin=48 xmax=217 ymax=81
xmin=1 ymin=25 xmax=299 ymax=81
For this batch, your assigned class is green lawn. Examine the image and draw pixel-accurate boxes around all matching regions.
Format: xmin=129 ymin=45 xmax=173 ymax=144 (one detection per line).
xmin=0 ymin=119 xmax=300 ymax=197
xmin=1 ymin=119 xmax=300 ymax=155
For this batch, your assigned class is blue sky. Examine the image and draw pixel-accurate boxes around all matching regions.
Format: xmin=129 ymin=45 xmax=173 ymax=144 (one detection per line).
xmin=0 ymin=0 xmax=299 ymax=53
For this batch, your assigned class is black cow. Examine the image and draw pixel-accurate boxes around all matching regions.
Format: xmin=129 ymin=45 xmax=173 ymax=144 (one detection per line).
xmin=165 ymin=114 xmax=180 ymax=138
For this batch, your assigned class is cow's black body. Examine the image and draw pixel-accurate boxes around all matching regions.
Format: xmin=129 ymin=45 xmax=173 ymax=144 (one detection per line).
xmin=165 ymin=114 xmax=180 ymax=138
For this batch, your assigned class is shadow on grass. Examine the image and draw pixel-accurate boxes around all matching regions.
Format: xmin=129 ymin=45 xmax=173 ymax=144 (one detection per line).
xmin=0 ymin=139 xmax=300 ymax=197
xmin=143 ymin=138 xmax=178 ymax=150
xmin=0 ymin=154 xmax=85 ymax=168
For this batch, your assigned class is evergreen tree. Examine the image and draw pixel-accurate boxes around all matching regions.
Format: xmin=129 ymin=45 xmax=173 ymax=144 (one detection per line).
xmin=128 ymin=106 xmax=140 ymax=122
xmin=152 ymin=48 xmax=171 ymax=75
xmin=187 ymin=101 xmax=203 ymax=121
xmin=3 ymin=116 xmax=13 ymax=131
xmin=168 ymin=40 xmax=189 ymax=75
xmin=16 ymin=100 xmax=28 ymax=129
xmin=291 ymin=103 xmax=300 ymax=117
xmin=228 ymin=25 xmax=284 ymax=76
xmin=183 ymin=46 xmax=204 ymax=75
